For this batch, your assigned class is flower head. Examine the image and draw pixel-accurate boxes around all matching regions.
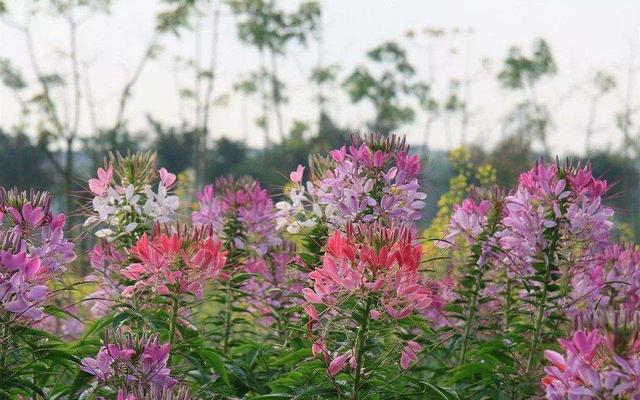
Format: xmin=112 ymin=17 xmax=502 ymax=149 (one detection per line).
xmin=304 ymin=222 xmax=446 ymax=373
xmin=84 ymin=152 xmax=179 ymax=244
xmin=0 ymin=188 xmax=75 ymax=321
xmin=121 ymin=224 xmax=227 ymax=300
xmin=81 ymin=331 xmax=178 ymax=395
xmin=193 ymin=176 xmax=281 ymax=258
xmin=276 ymin=134 xmax=426 ymax=234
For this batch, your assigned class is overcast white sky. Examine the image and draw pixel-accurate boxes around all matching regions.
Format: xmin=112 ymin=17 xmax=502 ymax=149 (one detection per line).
xmin=1 ymin=0 xmax=639 ymax=154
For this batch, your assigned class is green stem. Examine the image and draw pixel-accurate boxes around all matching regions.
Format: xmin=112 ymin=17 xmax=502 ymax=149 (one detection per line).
xmin=222 ymin=282 xmax=233 ymax=355
xmin=524 ymin=212 xmax=560 ymax=375
xmin=525 ymin=268 xmax=550 ymax=374
xmin=0 ymin=321 xmax=7 ymax=374
xmin=504 ymin=279 xmax=512 ymax=331
xmin=458 ymin=277 xmax=480 ymax=366
xmin=168 ymin=296 xmax=180 ymax=367
xmin=352 ymin=297 xmax=373 ymax=400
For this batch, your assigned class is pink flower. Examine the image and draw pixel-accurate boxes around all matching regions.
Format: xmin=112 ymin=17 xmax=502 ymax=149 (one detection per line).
xmin=88 ymin=165 xmax=113 ymax=196
xmin=304 ymin=222 xmax=448 ymax=377
xmin=117 ymin=391 xmax=137 ymax=400
xmin=121 ymin=226 xmax=227 ymax=300
xmin=542 ymin=328 xmax=640 ymax=399
xmin=159 ymin=168 xmax=177 ymax=187
xmin=330 ymin=145 xmax=346 ymax=163
xmin=328 ymin=353 xmax=349 ymax=376
xmin=290 ymin=164 xmax=305 ymax=184
xmin=302 ymin=303 xmax=319 ymax=320
xmin=81 ymin=331 xmax=178 ymax=393
xmin=192 ymin=176 xmax=281 ymax=258
xmin=400 ymin=340 xmax=422 ymax=369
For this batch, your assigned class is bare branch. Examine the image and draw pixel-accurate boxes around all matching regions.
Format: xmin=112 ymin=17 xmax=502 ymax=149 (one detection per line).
xmin=112 ymin=32 xmax=161 ymax=132
xmin=67 ymin=13 xmax=81 ymax=140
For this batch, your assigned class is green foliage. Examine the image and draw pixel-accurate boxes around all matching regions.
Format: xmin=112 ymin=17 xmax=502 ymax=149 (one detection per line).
xmin=227 ymin=0 xmax=320 ymax=53
xmin=344 ymin=41 xmax=422 ymax=133
xmin=498 ymin=38 xmax=557 ymax=89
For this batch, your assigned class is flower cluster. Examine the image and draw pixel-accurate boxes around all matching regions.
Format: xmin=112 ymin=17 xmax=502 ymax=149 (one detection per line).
xmin=84 ymin=152 xmax=179 ymax=244
xmin=121 ymin=225 xmax=227 ymax=300
xmin=0 ymin=188 xmax=75 ymax=321
xmin=81 ymin=331 xmax=179 ymax=397
xmin=192 ymin=176 xmax=281 ymax=258
xmin=497 ymin=162 xmax=613 ymax=279
xmin=437 ymin=196 xmax=491 ymax=247
xmin=241 ymin=242 xmax=306 ymax=327
xmin=303 ymin=223 xmax=443 ymax=375
xmin=543 ymin=327 xmax=640 ymax=399
xmin=85 ymin=242 xmax=128 ymax=318
xmin=571 ymin=244 xmax=640 ymax=323
xmin=276 ymin=134 xmax=426 ymax=234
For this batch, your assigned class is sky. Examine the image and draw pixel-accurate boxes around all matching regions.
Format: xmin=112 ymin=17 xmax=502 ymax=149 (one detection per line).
xmin=1 ymin=0 xmax=639 ymax=154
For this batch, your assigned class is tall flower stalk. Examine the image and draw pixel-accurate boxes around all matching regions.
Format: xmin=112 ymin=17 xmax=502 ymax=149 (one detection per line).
xmin=303 ymin=222 xmax=445 ymax=397
xmin=193 ymin=176 xmax=282 ymax=354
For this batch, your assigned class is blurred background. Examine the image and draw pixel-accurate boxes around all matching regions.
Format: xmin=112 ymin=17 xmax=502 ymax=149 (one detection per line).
xmin=0 ymin=0 xmax=639 ymax=239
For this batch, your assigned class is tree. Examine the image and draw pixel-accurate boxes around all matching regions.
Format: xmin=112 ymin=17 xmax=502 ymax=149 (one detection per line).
xmin=228 ymin=0 xmax=321 ymax=141
xmin=585 ymin=71 xmax=616 ymax=153
xmin=343 ymin=41 xmax=420 ymax=134
xmin=498 ymin=38 xmax=557 ymax=154
xmin=0 ymin=0 xmax=191 ymax=214
xmin=165 ymin=0 xmax=223 ymax=188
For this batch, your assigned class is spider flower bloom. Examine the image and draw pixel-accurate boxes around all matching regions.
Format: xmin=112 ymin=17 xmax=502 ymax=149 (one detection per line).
xmin=0 ymin=188 xmax=76 ymax=321
xmin=81 ymin=331 xmax=178 ymax=396
xmin=241 ymin=242 xmax=306 ymax=326
xmin=192 ymin=176 xmax=281 ymax=258
xmin=437 ymin=196 xmax=492 ymax=248
xmin=497 ymin=162 xmax=613 ymax=280
xmin=84 ymin=152 xmax=179 ymax=244
xmin=570 ymin=243 xmax=640 ymax=323
xmin=121 ymin=225 xmax=227 ymax=300
xmin=542 ymin=325 xmax=640 ymax=399
xmin=303 ymin=223 xmax=444 ymax=373
xmin=276 ymin=134 xmax=426 ymax=234
xmin=84 ymin=242 xmax=128 ymax=318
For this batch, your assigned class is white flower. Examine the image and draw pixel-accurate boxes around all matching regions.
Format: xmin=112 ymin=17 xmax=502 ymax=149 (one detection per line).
xmin=312 ymin=203 xmax=323 ymax=218
xmin=84 ymin=215 xmax=99 ymax=226
xmin=143 ymin=183 xmax=179 ymax=223
xmin=125 ymin=222 xmax=138 ymax=233
xmin=92 ymin=196 xmax=116 ymax=222
xmin=95 ymin=229 xmax=114 ymax=238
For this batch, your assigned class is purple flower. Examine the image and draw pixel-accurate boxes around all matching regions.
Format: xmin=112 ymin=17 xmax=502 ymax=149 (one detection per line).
xmin=193 ymin=176 xmax=281 ymax=258
xmin=0 ymin=188 xmax=75 ymax=322
xmin=276 ymin=134 xmax=426 ymax=234
xmin=543 ymin=328 xmax=640 ymax=399
xmin=81 ymin=331 xmax=178 ymax=393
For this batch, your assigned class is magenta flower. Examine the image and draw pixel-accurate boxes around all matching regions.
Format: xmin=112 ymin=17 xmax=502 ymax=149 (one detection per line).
xmin=497 ymin=162 xmax=613 ymax=280
xmin=304 ymin=223 xmax=446 ymax=374
xmin=570 ymin=243 xmax=640 ymax=322
xmin=241 ymin=242 xmax=306 ymax=327
xmin=81 ymin=331 xmax=178 ymax=395
xmin=193 ymin=176 xmax=281 ymax=258
xmin=0 ymin=188 xmax=75 ymax=322
xmin=85 ymin=242 xmax=128 ymax=318
xmin=400 ymin=340 xmax=422 ymax=370
xmin=437 ymin=197 xmax=491 ymax=248
xmin=276 ymin=134 xmax=426 ymax=234
xmin=121 ymin=225 xmax=227 ymax=300
xmin=542 ymin=328 xmax=640 ymax=399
